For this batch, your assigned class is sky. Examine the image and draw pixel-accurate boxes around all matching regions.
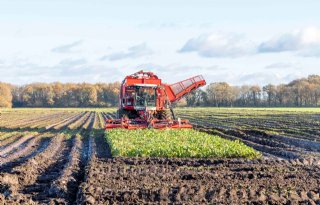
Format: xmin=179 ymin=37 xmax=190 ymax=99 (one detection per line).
xmin=0 ymin=0 xmax=320 ymax=85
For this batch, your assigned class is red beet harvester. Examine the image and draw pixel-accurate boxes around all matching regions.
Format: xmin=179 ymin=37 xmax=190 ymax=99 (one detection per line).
xmin=106 ymin=70 xmax=206 ymax=129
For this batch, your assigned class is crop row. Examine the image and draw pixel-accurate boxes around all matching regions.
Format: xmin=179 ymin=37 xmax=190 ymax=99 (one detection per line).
xmin=105 ymin=129 xmax=261 ymax=159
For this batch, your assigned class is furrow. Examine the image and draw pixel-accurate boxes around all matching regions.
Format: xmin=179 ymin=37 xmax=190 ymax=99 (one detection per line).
xmin=53 ymin=112 xmax=86 ymax=130
xmin=48 ymin=134 xmax=84 ymax=203
xmin=0 ymin=137 xmax=51 ymax=174
xmin=0 ymin=135 xmax=46 ymax=167
xmin=0 ymin=134 xmax=35 ymax=157
xmin=0 ymin=133 xmax=21 ymax=148
xmin=20 ymin=136 xmax=73 ymax=203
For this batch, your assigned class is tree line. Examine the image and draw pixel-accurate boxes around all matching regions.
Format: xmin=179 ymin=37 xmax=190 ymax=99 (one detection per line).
xmin=0 ymin=82 xmax=120 ymax=108
xmin=0 ymin=75 xmax=320 ymax=108
xmin=0 ymin=82 xmax=13 ymax=108
xmin=183 ymin=75 xmax=320 ymax=107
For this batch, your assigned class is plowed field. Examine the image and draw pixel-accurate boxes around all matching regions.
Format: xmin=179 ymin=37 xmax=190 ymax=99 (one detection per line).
xmin=0 ymin=108 xmax=320 ymax=204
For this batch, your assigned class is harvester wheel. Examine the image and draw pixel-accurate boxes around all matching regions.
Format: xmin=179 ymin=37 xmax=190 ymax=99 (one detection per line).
xmin=158 ymin=109 xmax=172 ymax=120
xmin=117 ymin=109 xmax=129 ymax=120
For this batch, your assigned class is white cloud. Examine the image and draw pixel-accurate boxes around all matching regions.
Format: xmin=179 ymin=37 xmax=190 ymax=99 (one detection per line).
xmin=0 ymin=56 xmax=312 ymax=86
xmin=0 ymin=57 xmax=124 ymax=84
xmin=264 ymin=62 xmax=301 ymax=70
xmin=238 ymin=73 xmax=282 ymax=85
xmin=225 ymin=72 xmax=304 ymax=86
xmin=1 ymin=27 xmax=319 ymax=86
xmin=100 ymin=43 xmax=153 ymax=61
xmin=133 ymin=63 xmax=228 ymax=83
xmin=258 ymin=27 xmax=320 ymax=55
xmin=179 ymin=33 xmax=256 ymax=58
xmin=51 ymin=40 xmax=83 ymax=53
xmin=57 ymin=58 xmax=87 ymax=67
xmin=179 ymin=27 xmax=320 ymax=58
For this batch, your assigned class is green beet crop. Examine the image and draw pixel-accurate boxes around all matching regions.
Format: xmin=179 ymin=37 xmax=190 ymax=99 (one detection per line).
xmin=105 ymin=129 xmax=261 ymax=159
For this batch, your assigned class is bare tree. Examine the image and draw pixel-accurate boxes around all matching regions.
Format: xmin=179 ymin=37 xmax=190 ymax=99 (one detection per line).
xmin=0 ymin=83 xmax=12 ymax=108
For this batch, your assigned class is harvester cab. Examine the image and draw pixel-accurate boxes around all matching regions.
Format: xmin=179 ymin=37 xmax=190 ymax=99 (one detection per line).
xmin=106 ymin=70 xmax=206 ymax=130
xmin=124 ymin=85 xmax=157 ymax=110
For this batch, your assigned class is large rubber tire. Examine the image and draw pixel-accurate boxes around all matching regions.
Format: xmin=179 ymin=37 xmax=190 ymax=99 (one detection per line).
xmin=158 ymin=109 xmax=172 ymax=120
xmin=118 ymin=109 xmax=140 ymax=119
xmin=117 ymin=109 xmax=129 ymax=119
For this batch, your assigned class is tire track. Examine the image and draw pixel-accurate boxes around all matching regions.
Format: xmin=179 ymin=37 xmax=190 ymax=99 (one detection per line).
xmin=0 ymin=133 xmax=21 ymax=148
xmin=48 ymin=134 xmax=86 ymax=204
xmin=21 ymin=136 xmax=74 ymax=204
xmin=97 ymin=112 xmax=106 ymax=129
xmin=0 ymin=133 xmax=23 ymax=151
xmin=0 ymin=134 xmax=64 ymax=202
xmin=17 ymin=113 xmax=68 ymax=129
xmin=68 ymin=112 xmax=91 ymax=130
xmin=53 ymin=112 xmax=86 ymax=130
xmin=93 ymin=130 xmax=111 ymax=159
xmin=0 ymin=132 xmax=18 ymax=141
xmin=102 ymin=112 xmax=114 ymax=120
xmin=4 ymin=113 xmax=64 ymax=129
xmin=106 ymin=112 xmax=116 ymax=119
xmin=0 ymin=135 xmax=49 ymax=169
xmin=30 ymin=112 xmax=75 ymax=129
xmin=0 ymin=137 xmax=51 ymax=174
xmin=0 ymin=133 xmax=35 ymax=157
xmin=195 ymin=125 xmax=300 ymax=159
xmin=245 ymin=129 xmax=320 ymax=152
xmin=92 ymin=112 xmax=99 ymax=129
xmin=44 ymin=112 xmax=81 ymax=130
xmin=18 ymin=112 xmax=97 ymax=204
xmin=74 ymin=112 xmax=106 ymax=204
xmin=82 ymin=112 xmax=95 ymax=130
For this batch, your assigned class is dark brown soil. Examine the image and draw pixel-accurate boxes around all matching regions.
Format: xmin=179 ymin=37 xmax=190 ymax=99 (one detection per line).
xmin=1 ymin=110 xmax=320 ymax=205
xmin=76 ymin=157 xmax=320 ymax=204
